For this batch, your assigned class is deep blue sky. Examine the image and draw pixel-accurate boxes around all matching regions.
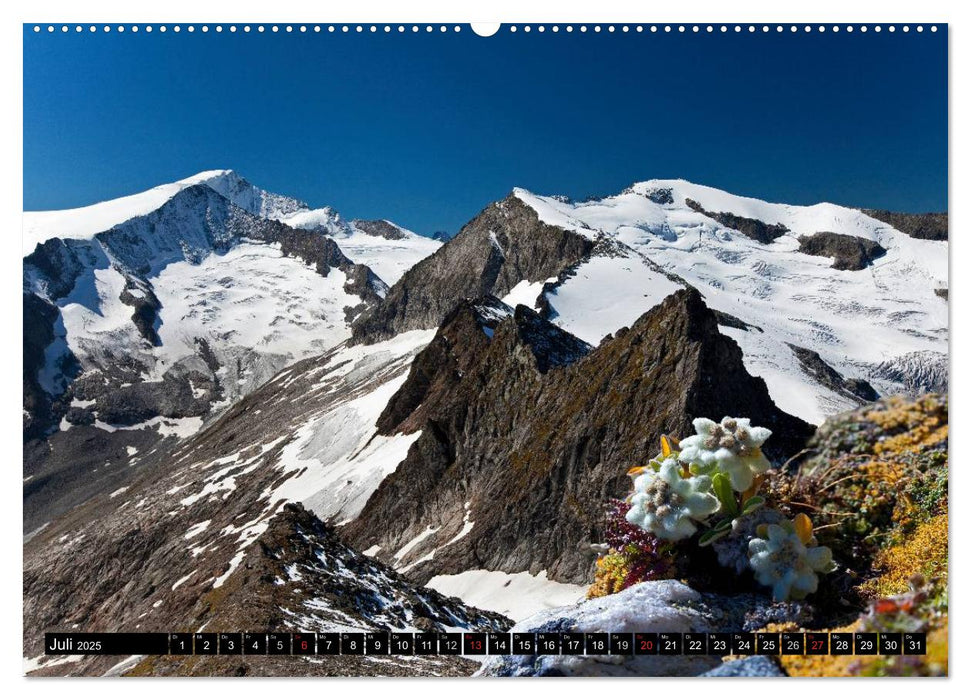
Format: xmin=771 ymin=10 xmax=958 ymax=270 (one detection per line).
xmin=24 ymin=25 xmax=947 ymax=235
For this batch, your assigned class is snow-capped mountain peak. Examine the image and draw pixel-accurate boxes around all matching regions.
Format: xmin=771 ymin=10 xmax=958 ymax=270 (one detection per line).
xmin=510 ymin=179 xmax=947 ymax=423
xmin=22 ymin=171 xmax=444 ymax=529
xmin=513 ymin=178 xmax=916 ymax=246
xmin=22 ymin=169 xmax=308 ymax=255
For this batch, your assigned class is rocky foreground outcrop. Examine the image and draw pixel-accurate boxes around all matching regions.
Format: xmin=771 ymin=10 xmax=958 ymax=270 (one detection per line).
xmin=476 ymin=581 xmax=799 ymax=677
xmin=478 ymin=393 xmax=949 ymax=677
xmin=344 ymin=289 xmax=814 ymax=584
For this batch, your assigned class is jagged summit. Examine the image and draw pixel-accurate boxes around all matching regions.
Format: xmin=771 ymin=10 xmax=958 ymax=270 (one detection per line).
xmin=345 ymin=288 xmax=813 ymax=584
xmin=350 ymin=193 xmax=595 ymax=344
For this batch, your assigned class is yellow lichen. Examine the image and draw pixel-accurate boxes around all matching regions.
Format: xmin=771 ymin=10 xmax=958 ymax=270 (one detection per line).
xmin=867 ymin=395 xmax=948 ymax=456
xmin=587 ymin=552 xmax=629 ymax=599
xmin=861 ymin=514 xmax=948 ymax=599
xmin=774 ymin=622 xmax=860 ymax=677
xmin=924 ymin=622 xmax=949 ymax=675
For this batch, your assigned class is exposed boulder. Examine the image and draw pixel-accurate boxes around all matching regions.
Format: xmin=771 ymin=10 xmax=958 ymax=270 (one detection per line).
xmin=702 ymin=656 xmax=785 ymax=677
xmin=477 ymin=581 xmax=721 ymax=677
xmin=476 ymin=579 xmax=807 ymax=677
xmin=787 ymin=344 xmax=879 ymax=403
xmin=685 ymin=198 xmax=789 ymax=244
xmin=797 ymin=231 xmax=887 ymax=271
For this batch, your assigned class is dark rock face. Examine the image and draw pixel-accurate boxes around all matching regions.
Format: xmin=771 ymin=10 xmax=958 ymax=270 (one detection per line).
xmin=787 ymin=344 xmax=879 ymax=403
xmin=509 ymin=305 xmax=592 ymax=373
xmin=23 ymin=237 xmax=97 ymax=300
xmin=119 ymin=283 xmax=162 ymax=346
xmin=375 ymin=298 xmax=509 ymax=434
xmin=350 ymin=194 xmax=595 ymax=344
xmin=93 ymin=377 xmax=211 ymax=425
xmin=713 ymin=309 xmax=763 ymax=333
xmin=344 ymin=289 xmax=814 ymax=584
xmin=685 ymin=198 xmax=789 ymax=244
xmin=351 ymin=218 xmax=408 ymax=240
xmin=23 ymin=293 xmax=63 ymax=441
xmin=861 ymin=209 xmax=948 ymax=241
xmin=797 ymin=231 xmax=887 ymax=271
xmin=644 ymin=187 xmax=674 ymax=205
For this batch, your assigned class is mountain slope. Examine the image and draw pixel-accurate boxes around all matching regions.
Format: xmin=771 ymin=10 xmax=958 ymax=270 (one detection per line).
xmin=513 ymin=180 xmax=948 ymax=423
xmin=26 ymin=500 xmax=506 ymax=677
xmin=22 ymin=174 xmax=427 ymax=532
xmin=279 ymin=216 xmax=442 ymax=285
xmin=350 ymin=194 xmax=595 ymax=344
xmin=22 ymin=170 xmax=307 ymax=254
xmin=342 ymin=289 xmax=813 ymax=585
xmin=24 ymin=328 xmax=513 ymax=675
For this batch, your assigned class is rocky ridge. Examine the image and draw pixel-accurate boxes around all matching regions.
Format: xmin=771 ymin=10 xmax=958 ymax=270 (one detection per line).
xmin=344 ymin=289 xmax=814 ymax=584
xmin=350 ymin=194 xmax=595 ymax=344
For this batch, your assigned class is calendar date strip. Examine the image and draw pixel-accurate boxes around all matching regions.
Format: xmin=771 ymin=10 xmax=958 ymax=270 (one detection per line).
xmin=45 ymin=631 xmax=926 ymax=657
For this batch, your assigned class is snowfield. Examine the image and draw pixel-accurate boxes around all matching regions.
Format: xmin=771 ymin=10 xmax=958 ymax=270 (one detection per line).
xmin=515 ymin=180 xmax=948 ymax=424
xmin=265 ymin=330 xmax=435 ymax=524
xmin=151 ymin=243 xmax=358 ymax=376
xmin=426 ymin=569 xmax=588 ymax=622
xmin=323 ymin=226 xmax=441 ymax=286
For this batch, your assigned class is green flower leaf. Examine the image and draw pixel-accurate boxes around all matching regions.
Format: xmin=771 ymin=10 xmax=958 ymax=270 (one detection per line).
xmin=698 ymin=528 xmax=729 ymax=546
xmin=741 ymin=495 xmax=765 ymax=515
xmin=713 ymin=517 xmax=734 ymax=532
xmin=712 ymin=473 xmax=738 ymax=516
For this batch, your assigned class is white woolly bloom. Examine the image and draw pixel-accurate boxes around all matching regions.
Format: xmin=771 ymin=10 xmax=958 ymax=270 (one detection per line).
xmin=678 ymin=416 xmax=773 ymax=491
xmin=748 ymin=523 xmax=835 ymax=601
xmin=626 ymin=458 xmax=720 ymax=541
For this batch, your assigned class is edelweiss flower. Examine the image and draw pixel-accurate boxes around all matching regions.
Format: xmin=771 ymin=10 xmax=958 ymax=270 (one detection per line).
xmin=626 ymin=457 xmax=720 ymax=541
xmin=748 ymin=521 xmax=835 ymax=601
xmin=678 ymin=417 xmax=772 ymax=492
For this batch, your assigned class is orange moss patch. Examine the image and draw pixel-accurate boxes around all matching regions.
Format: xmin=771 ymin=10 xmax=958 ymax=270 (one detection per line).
xmin=861 ymin=514 xmax=948 ymax=599
xmin=587 ymin=552 xmax=628 ymax=599
xmin=867 ymin=395 xmax=948 ymax=456
xmin=774 ymin=622 xmax=860 ymax=677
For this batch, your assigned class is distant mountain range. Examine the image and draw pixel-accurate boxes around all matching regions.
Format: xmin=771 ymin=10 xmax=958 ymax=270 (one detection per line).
xmin=23 ymin=170 xmax=947 ymax=675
